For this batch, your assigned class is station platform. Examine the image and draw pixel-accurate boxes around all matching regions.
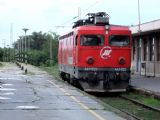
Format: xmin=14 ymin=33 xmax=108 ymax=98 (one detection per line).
xmin=0 ymin=63 xmax=127 ymax=120
xmin=130 ymin=74 xmax=160 ymax=99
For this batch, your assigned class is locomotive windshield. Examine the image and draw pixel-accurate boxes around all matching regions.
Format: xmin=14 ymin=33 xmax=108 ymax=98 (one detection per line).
xmin=81 ymin=35 xmax=104 ymax=46
xmin=109 ymin=35 xmax=130 ymax=46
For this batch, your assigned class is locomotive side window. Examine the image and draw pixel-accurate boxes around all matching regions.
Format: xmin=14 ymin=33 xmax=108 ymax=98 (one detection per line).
xmin=109 ymin=35 xmax=130 ymax=46
xmin=80 ymin=35 xmax=104 ymax=46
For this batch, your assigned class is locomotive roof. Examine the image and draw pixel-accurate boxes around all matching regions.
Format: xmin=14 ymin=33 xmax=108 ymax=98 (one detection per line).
xmin=74 ymin=25 xmax=130 ymax=31
xmin=59 ymin=25 xmax=130 ymax=40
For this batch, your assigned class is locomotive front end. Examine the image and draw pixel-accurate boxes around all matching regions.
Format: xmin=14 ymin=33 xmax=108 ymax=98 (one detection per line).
xmin=76 ymin=26 xmax=131 ymax=92
xmin=58 ymin=12 xmax=132 ymax=92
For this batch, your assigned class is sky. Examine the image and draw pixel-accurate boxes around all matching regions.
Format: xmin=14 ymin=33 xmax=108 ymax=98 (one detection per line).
xmin=0 ymin=0 xmax=160 ymax=47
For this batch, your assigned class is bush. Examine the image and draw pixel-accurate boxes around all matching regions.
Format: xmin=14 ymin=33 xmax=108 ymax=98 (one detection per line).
xmin=29 ymin=50 xmax=49 ymax=66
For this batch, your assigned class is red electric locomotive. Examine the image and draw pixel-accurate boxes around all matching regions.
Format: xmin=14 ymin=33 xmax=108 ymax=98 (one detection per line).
xmin=58 ymin=12 xmax=131 ymax=92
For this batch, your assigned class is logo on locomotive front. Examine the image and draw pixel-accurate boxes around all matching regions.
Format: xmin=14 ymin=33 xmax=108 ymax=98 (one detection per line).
xmin=100 ymin=46 xmax=112 ymax=59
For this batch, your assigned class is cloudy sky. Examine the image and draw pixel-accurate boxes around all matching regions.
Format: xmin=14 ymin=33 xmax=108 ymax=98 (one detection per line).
xmin=0 ymin=0 xmax=159 ymax=47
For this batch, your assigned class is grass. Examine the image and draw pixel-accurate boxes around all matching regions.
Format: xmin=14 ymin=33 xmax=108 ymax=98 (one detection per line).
xmin=41 ymin=64 xmax=61 ymax=80
xmin=0 ymin=62 xmax=3 ymax=67
xmin=123 ymin=92 xmax=160 ymax=108
xmin=101 ymin=97 xmax=160 ymax=120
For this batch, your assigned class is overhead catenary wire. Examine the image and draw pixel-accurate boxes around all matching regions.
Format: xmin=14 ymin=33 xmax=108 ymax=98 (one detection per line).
xmin=60 ymin=16 xmax=78 ymax=26
xmin=57 ymin=0 xmax=101 ymax=29
xmin=81 ymin=0 xmax=100 ymax=18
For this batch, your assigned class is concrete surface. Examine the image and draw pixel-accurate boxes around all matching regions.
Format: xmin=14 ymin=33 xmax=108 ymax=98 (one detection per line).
xmin=0 ymin=63 xmax=126 ymax=120
xmin=130 ymin=74 xmax=160 ymax=94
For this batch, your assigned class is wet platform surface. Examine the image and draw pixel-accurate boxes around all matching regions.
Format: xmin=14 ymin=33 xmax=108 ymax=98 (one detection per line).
xmin=130 ymin=74 xmax=160 ymax=94
xmin=0 ymin=63 xmax=125 ymax=120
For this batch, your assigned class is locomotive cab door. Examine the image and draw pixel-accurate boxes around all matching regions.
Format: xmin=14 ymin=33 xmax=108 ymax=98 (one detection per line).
xmin=73 ymin=35 xmax=78 ymax=65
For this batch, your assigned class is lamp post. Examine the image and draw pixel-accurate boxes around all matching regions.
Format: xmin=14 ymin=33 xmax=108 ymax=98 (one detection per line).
xmin=138 ymin=0 xmax=141 ymax=75
xmin=7 ymin=45 xmax=9 ymax=62
xmin=2 ymin=39 xmax=6 ymax=62
xmin=19 ymin=36 xmax=22 ymax=62
xmin=138 ymin=0 xmax=141 ymax=33
xmin=48 ymin=31 xmax=53 ymax=66
xmin=22 ymin=28 xmax=29 ymax=64
xmin=18 ymin=37 xmax=20 ymax=62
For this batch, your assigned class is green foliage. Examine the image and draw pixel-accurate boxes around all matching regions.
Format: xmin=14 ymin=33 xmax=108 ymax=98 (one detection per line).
xmin=14 ymin=31 xmax=59 ymax=66
xmin=42 ymin=64 xmax=61 ymax=80
xmin=0 ymin=62 xmax=2 ymax=67
xmin=0 ymin=48 xmax=3 ymax=61
xmin=29 ymin=50 xmax=49 ymax=66
xmin=31 ymin=31 xmax=47 ymax=50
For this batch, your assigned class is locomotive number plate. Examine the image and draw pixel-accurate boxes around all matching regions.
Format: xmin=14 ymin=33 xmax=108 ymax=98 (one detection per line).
xmin=114 ymin=68 xmax=127 ymax=71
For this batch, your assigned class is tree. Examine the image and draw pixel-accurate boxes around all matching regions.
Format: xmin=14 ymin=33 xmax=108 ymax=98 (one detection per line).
xmin=30 ymin=31 xmax=47 ymax=50
xmin=0 ymin=48 xmax=3 ymax=61
xmin=14 ymin=31 xmax=59 ymax=66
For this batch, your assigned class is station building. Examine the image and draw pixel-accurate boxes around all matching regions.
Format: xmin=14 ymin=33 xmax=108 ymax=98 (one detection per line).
xmin=130 ymin=19 xmax=160 ymax=77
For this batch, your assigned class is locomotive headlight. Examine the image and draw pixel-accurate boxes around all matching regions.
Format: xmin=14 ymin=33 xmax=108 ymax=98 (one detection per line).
xmin=87 ymin=57 xmax=94 ymax=65
xmin=119 ymin=57 xmax=126 ymax=65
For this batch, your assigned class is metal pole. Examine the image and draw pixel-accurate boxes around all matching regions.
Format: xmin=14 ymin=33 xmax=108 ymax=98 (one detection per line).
xmin=28 ymin=36 xmax=30 ymax=64
xmin=21 ymin=37 xmax=23 ymax=62
xmin=153 ymin=37 xmax=156 ymax=77
xmin=18 ymin=39 xmax=20 ymax=61
xmin=22 ymin=28 xmax=29 ymax=64
xmin=2 ymin=39 xmax=6 ymax=62
xmin=49 ymin=32 xmax=53 ymax=66
xmin=19 ymin=36 xmax=22 ymax=62
xmin=78 ymin=7 xmax=81 ymax=20
xmin=10 ymin=23 xmax=13 ymax=61
xmin=8 ymin=47 xmax=10 ymax=61
xmin=138 ymin=0 xmax=141 ymax=75
xmin=138 ymin=0 xmax=141 ymax=32
xmin=7 ymin=45 xmax=9 ymax=62
xmin=20 ymin=37 xmax=21 ymax=62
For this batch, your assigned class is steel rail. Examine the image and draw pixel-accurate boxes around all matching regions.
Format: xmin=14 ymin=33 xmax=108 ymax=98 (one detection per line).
xmin=106 ymin=103 xmax=143 ymax=120
xmin=119 ymin=95 xmax=160 ymax=113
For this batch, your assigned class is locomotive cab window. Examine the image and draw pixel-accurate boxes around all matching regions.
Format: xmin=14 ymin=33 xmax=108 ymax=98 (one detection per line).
xmin=81 ymin=35 xmax=104 ymax=46
xmin=109 ymin=35 xmax=130 ymax=46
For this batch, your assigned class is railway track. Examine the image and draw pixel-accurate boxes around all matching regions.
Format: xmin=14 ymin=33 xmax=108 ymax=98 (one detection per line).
xmin=113 ymin=106 xmax=143 ymax=120
xmin=119 ymin=95 xmax=160 ymax=113
xmin=96 ymin=93 xmax=160 ymax=120
xmin=118 ymin=95 xmax=160 ymax=120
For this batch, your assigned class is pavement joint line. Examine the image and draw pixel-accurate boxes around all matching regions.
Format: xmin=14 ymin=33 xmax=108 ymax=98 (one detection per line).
xmin=47 ymin=80 xmax=106 ymax=120
xmin=2 ymin=84 xmax=13 ymax=86
xmin=0 ymin=88 xmax=16 ymax=91
xmin=0 ymin=92 xmax=15 ymax=95
xmin=60 ymin=88 xmax=67 ymax=93
xmin=0 ymin=96 xmax=11 ymax=100
xmin=16 ymin=106 xmax=39 ymax=110
xmin=65 ymin=92 xmax=71 ymax=96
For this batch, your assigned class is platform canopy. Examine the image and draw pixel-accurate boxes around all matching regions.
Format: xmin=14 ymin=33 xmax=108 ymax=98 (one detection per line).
xmin=130 ymin=19 xmax=160 ymax=36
